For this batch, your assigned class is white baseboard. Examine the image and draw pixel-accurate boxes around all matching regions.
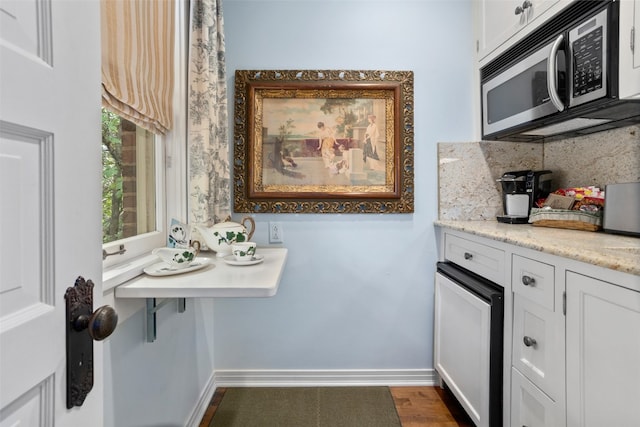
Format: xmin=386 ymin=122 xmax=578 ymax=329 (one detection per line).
xmin=213 ymin=368 xmax=438 ymax=388
xmin=185 ymin=371 xmax=217 ymax=427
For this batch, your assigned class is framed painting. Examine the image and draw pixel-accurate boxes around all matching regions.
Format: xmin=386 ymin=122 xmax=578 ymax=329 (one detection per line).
xmin=233 ymin=70 xmax=414 ymax=213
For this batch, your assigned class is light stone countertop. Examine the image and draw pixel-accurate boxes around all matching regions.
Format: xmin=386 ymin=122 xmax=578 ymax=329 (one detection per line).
xmin=435 ymin=220 xmax=640 ymax=276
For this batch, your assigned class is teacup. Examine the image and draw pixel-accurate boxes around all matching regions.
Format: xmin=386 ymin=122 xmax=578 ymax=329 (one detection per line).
xmin=231 ymin=242 xmax=257 ymax=262
xmin=152 ymin=246 xmax=198 ymax=269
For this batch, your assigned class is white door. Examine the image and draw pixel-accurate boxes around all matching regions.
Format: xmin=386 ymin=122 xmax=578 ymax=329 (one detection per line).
xmin=434 ymin=272 xmax=491 ymax=427
xmin=566 ymin=272 xmax=640 ymax=427
xmin=0 ymin=0 xmax=103 ymax=426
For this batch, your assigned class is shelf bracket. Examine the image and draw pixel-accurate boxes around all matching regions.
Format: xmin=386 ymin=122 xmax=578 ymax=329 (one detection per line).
xmin=146 ymin=298 xmax=186 ymax=342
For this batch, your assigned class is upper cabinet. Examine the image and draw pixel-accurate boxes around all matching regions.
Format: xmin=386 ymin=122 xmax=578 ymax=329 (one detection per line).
xmin=474 ymin=0 xmax=571 ymax=64
xmin=619 ymin=0 xmax=640 ymax=99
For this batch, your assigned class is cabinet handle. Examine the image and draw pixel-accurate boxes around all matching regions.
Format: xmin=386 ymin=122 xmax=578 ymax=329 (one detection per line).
xmin=464 ymin=252 xmax=473 ymax=260
xmin=522 ymin=275 xmax=536 ymax=286
xmin=523 ymin=336 xmax=537 ymax=347
xmin=516 ymin=1 xmax=531 ymax=15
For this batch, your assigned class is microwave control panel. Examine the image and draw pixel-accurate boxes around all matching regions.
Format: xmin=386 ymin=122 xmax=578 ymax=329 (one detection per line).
xmin=569 ymin=6 xmax=608 ymax=104
xmin=572 ymin=26 xmax=603 ymax=96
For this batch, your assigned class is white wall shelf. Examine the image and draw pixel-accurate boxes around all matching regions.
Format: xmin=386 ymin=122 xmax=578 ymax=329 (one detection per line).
xmin=114 ymin=247 xmax=288 ymax=342
xmin=115 ymin=247 xmax=288 ymax=299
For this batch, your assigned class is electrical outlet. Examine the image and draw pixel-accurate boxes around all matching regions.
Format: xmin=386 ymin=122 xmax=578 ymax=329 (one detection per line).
xmin=269 ymin=222 xmax=283 ymax=243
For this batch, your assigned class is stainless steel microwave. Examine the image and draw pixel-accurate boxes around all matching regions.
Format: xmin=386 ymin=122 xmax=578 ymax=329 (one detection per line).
xmin=481 ymin=0 xmax=640 ymax=142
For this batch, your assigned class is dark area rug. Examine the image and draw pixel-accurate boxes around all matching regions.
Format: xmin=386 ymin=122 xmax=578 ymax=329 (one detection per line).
xmin=209 ymin=386 xmax=402 ymax=427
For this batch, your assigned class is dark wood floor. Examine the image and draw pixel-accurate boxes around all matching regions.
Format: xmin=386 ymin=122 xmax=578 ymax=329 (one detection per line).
xmin=390 ymin=386 xmax=474 ymax=427
xmin=199 ymin=385 xmax=474 ymax=426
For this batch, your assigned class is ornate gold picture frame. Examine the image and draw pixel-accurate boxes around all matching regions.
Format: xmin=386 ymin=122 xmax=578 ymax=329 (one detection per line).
xmin=233 ymin=70 xmax=414 ymax=213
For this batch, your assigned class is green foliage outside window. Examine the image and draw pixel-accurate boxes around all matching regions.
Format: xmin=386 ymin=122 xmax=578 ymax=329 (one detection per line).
xmin=102 ymin=108 xmax=123 ymax=243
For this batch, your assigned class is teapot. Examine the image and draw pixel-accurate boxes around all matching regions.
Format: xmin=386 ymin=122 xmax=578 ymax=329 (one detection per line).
xmin=194 ymin=216 xmax=255 ymax=257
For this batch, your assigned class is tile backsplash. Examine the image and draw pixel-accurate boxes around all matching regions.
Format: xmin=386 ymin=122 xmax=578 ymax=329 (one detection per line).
xmin=438 ymin=125 xmax=640 ymax=220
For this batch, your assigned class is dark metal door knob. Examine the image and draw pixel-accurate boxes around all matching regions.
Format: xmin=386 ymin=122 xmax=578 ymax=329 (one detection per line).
xmin=72 ymin=305 xmax=118 ymax=341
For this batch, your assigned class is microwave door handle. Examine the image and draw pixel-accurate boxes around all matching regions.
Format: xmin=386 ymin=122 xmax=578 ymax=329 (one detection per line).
xmin=547 ymin=34 xmax=565 ymax=112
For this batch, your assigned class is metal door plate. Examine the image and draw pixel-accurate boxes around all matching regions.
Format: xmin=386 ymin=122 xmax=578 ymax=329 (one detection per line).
xmin=64 ymin=277 xmax=95 ymax=409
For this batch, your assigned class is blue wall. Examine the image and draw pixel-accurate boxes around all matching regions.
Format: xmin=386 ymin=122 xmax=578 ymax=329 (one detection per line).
xmin=215 ymin=0 xmax=474 ymax=373
xmin=104 ymin=299 xmax=215 ymax=427
xmin=103 ymin=3 xmax=475 ymax=426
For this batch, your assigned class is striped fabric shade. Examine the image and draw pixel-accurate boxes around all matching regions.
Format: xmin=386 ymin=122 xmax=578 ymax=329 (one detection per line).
xmin=101 ymin=0 xmax=175 ymax=135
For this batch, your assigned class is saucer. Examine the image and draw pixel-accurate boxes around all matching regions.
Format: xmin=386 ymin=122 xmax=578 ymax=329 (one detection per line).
xmin=223 ymin=254 xmax=264 ymax=266
xmin=144 ymin=257 xmax=211 ymax=276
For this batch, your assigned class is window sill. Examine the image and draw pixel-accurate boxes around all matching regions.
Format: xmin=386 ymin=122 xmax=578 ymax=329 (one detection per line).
xmin=102 ymin=253 xmax=158 ymax=293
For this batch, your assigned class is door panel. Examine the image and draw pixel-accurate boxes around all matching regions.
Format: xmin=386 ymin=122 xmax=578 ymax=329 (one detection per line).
xmin=0 ymin=0 xmax=102 ymax=425
xmin=435 ymin=272 xmax=491 ymax=427
xmin=566 ymin=272 xmax=640 ymax=427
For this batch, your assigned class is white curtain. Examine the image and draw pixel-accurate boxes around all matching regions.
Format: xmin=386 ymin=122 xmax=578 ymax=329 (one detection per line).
xmin=101 ymin=0 xmax=175 ymax=134
xmin=187 ymin=0 xmax=230 ymax=225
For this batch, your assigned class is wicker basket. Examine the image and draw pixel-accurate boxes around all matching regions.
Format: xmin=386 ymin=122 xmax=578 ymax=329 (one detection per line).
xmin=528 ymin=208 xmax=602 ymax=231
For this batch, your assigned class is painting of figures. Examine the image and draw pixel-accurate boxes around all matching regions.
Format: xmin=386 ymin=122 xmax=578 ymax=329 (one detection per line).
xmin=233 ymin=70 xmax=414 ymax=214
xmin=261 ymin=97 xmax=388 ymax=188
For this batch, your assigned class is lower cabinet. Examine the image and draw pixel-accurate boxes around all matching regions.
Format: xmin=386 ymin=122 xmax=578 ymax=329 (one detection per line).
xmin=565 ymin=272 xmax=640 ymax=427
xmin=440 ymin=228 xmax=640 ymax=427
xmin=511 ymin=367 xmax=558 ymax=427
xmin=511 ymin=254 xmax=564 ymax=404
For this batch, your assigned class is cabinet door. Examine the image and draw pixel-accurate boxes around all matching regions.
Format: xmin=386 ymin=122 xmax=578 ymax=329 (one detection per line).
xmin=566 ymin=272 xmax=640 ymax=427
xmin=434 ymin=273 xmax=491 ymax=427
xmin=619 ymin=0 xmax=640 ymax=98
xmin=476 ymin=0 xmax=562 ymax=60
xmin=476 ymin=0 xmax=525 ymax=59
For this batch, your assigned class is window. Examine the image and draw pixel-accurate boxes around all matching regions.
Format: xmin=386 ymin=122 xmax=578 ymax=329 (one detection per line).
xmin=101 ymin=111 xmax=166 ymax=271
xmin=102 ymin=0 xmax=188 ymax=282
xmin=101 ymin=109 xmax=157 ymax=244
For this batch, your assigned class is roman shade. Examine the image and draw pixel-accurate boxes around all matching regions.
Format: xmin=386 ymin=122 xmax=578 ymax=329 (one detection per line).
xmin=101 ymin=0 xmax=175 ymax=134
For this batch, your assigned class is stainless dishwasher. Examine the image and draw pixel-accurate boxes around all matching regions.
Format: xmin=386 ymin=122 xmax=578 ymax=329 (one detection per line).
xmin=434 ymin=261 xmax=503 ymax=427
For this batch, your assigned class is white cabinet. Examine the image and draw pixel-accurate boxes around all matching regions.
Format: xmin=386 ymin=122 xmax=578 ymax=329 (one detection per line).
xmin=511 ymin=367 xmax=558 ymax=427
xmin=511 ymin=254 xmax=564 ymax=424
xmin=512 ymin=295 xmax=563 ymax=399
xmin=476 ymin=0 xmax=529 ymax=59
xmin=434 ymin=272 xmax=492 ymax=427
xmin=474 ymin=0 xmax=568 ymax=62
xmin=619 ymin=0 xmax=640 ymax=99
xmin=438 ymin=226 xmax=640 ymax=427
xmin=444 ymin=233 xmax=506 ymax=285
xmin=565 ymin=272 xmax=640 ymax=427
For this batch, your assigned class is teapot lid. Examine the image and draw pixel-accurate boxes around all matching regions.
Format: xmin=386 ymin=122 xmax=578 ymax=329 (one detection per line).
xmin=211 ymin=216 xmax=243 ymax=230
xmin=212 ymin=221 xmax=242 ymax=229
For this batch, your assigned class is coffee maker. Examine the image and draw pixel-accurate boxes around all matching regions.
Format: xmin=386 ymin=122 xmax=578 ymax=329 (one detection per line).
xmin=497 ymin=170 xmax=553 ymax=224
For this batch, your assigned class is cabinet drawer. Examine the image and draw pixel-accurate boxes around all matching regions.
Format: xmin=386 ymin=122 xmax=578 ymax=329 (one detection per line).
xmin=444 ymin=234 xmax=505 ymax=285
xmin=511 ymin=367 xmax=557 ymax=427
xmin=512 ymin=294 xmax=561 ymax=400
xmin=512 ymin=254 xmax=555 ymax=311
